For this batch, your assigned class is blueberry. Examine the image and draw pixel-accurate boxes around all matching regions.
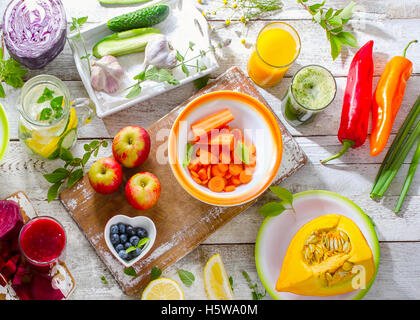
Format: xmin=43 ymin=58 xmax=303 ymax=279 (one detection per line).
xmin=118 ymin=250 xmax=129 ymax=260
xmin=118 ymin=223 xmax=126 ymax=234
xmin=115 ymin=244 xmax=124 ymax=252
xmin=110 ymin=233 xmax=120 ymax=245
xmin=130 ymin=236 xmax=140 ymax=246
xmin=124 ymin=242 xmax=132 ymax=250
xmin=131 ymin=248 xmax=142 ymax=258
xmin=136 ymin=227 xmax=148 ymax=238
xmin=119 ymin=234 xmax=128 ymax=243
xmin=127 ymin=226 xmax=136 ymax=237
xmin=110 ymin=225 xmax=119 ymax=234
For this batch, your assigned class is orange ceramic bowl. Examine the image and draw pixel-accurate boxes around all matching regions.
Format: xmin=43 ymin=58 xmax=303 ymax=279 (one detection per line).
xmin=168 ymin=91 xmax=283 ymax=206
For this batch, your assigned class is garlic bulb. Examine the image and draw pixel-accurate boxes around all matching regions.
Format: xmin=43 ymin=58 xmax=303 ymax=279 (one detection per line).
xmin=91 ymin=55 xmax=125 ymax=94
xmin=143 ymin=34 xmax=177 ymax=70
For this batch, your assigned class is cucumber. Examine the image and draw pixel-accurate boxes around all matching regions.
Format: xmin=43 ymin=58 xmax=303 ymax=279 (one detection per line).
xmin=92 ymin=28 xmax=161 ymax=58
xmin=107 ymin=4 xmax=170 ymax=32
xmin=99 ymin=0 xmax=150 ymax=5
xmin=59 ymin=128 xmax=77 ymax=149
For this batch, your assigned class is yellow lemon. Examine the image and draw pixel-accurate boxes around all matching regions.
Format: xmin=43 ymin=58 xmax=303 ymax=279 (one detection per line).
xmin=203 ymin=254 xmax=234 ymax=300
xmin=141 ymin=278 xmax=184 ymax=300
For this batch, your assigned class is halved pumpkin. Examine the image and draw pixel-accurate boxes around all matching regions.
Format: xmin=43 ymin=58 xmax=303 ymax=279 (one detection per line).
xmin=276 ymin=214 xmax=375 ymax=296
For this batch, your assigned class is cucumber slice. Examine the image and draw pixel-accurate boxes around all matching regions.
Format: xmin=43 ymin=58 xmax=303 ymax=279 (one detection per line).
xmin=99 ymin=0 xmax=150 ymax=5
xmin=107 ymin=4 xmax=169 ymax=32
xmin=59 ymin=128 xmax=77 ymax=149
xmin=92 ymin=28 xmax=161 ymax=58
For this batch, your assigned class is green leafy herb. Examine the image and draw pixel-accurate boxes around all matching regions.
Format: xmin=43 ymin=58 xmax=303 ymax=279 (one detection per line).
xmin=37 ymin=87 xmax=55 ymax=103
xmin=151 ymin=266 xmax=162 ymax=280
xmin=124 ymin=266 xmax=138 ymax=277
xmin=229 ymin=276 xmax=234 ymax=292
xmin=242 ymin=270 xmax=266 ymax=300
xmin=44 ymin=140 xmax=108 ymax=202
xmin=236 ymin=141 xmax=250 ymax=165
xmin=258 ymin=186 xmax=296 ymax=217
xmin=70 ymin=16 xmax=92 ymax=74
xmin=125 ymin=246 xmax=137 ymax=254
xmin=125 ymin=237 xmax=150 ymax=253
xmin=183 ymin=143 xmax=195 ymax=168
xmin=298 ymin=0 xmax=358 ymax=60
xmin=194 ymin=76 xmax=210 ymax=90
xmin=0 ymin=46 xmax=28 ymax=98
xmin=178 ymin=269 xmax=195 ymax=286
xmin=124 ymin=40 xmax=231 ymax=99
xmin=101 ymin=276 xmax=109 ymax=284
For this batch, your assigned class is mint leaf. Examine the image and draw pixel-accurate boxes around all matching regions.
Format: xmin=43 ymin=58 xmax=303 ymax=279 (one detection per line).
xmin=125 ymin=246 xmax=136 ymax=254
xmin=44 ymin=168 xmax=69 ymax=183
xmin=47 ymin=181 xmax=63 ymax=202
xmin=39 ymin=108 xmax=53 ymax=121
xmin=330 ymin=34 xmax=342 ymax=60
xmin=67 ymin=168 xmax=84 ymax=188
xmin=124 ymin=266 xmax=137 ymax=277
xmin=259 ymin=202 xmax=286 ymax=217
xmin=194 ymin=76 xmax=210 ymax=90
xmin=338 ymin=1 xmax=357 ymax=20
xmin=178 ymin=269 xmax=195 ymax=286
xmin=60 ymin=147 xmax=74 ymax=162
xmin=229 ymin=276 xmax=234 ymax=292
xmin=0 ymin=83 xmax=5 ymax=98
xmin=336 ymin=31 xmax=358 ymax=47
xmin=50 ymin=96 xmax=64 ymax=109
xmin=77 ymin=16 xmax=88 ymax=26
xmin=137 ymin=237 xmax=150 ymax=248
xmin=37 ymin=87 xmax=55 ymax=103
xmin=236 ymin=141 xmax=250 ymax=165
xmin=269 ymin=186 xmax=294 ymax=205
xmin=242 ymin=270 xmax=266 ymax=300
xmin=101 ymin=276 xmax=108 ymax=284
xmin=126 ymin=84 xmax=141 ymax=99
xmin=151 ymin=266 xmax=162 ymax=280
xmin=183 ymin=143 xmax=194 ymax=168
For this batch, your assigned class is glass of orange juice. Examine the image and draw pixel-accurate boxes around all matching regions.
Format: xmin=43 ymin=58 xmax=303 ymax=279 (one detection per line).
xmin=247 ymin=22 xmax=301 ymax=87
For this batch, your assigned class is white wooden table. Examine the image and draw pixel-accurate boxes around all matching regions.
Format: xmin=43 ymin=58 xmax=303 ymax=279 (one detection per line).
xmin=1 ymin=0 xmax=420 ymax=299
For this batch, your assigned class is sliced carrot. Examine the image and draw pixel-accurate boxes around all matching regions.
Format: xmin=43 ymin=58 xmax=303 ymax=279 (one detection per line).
xmin=218 ymin=163 xmax=229 ymax=173
xmin=219 ymin=150 xmax=231 ymax=164
xmin=199 ymin=150 xmax=218 ymax=165
xmin=239 ymin=170 xmax=253 ymax=184
xmin=202 ymin=179 xmax=208 ymax=185
xmin=191 ymin=109 xmax=234 ymax=139
xmin=192 ymin=176 xmax=203 ymax=185
xmin=188 ymin=158 xmax=200 ymax=172
xmin=224 ymin=185 xmax=236 ymax=192
xmin=208 ymin=176 xmax=226 ymax=192
xmin=225 ymin=173 xmax=232 ymax=179
xmin=211 ymin=165 xmax=225 ymax=177
xmin=198 ymin=168 xmax=208 ymax=181
xmin=229 ymin=164 xmax=243 ymax=176
xmin=244 ymin=166 xmax=255 ymax=175
xmin=196 ymin=149 xmax=201 ymax=157
xmin=231 ymin=175 xmax=241 ymax=185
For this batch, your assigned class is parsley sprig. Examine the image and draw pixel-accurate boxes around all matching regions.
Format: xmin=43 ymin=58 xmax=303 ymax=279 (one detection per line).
xmin=70 ymin=16 xmax=92 ymax=74
xmin=43 ymin=140 xmax=108 ymax=202
xmin=298 ymin=0 xmax=358 ymax=60
xmin=0 ymin=45 xmax=28 ymax=98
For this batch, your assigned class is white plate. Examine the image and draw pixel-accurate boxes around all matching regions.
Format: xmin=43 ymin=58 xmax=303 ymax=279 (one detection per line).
xmin=68 ymin=0 xmax=218 ymax=118
xmin=255 ymin=190 xmax=380 ymax=300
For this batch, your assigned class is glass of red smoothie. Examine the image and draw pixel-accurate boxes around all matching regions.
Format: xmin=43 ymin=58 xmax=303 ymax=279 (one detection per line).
xmin=18 ymin=216 xmax=66 ymax=272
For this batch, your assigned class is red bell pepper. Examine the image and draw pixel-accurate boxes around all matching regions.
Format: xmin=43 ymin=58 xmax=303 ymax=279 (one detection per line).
xmin=321 ymin=40 xmax=374 ymax=163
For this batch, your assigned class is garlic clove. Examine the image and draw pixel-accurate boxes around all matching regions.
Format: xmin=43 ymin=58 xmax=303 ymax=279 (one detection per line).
xmin=91 ymin=55 xmax=125 ymax=94
xmin=144 ymin=34 xmax=177 ymax=70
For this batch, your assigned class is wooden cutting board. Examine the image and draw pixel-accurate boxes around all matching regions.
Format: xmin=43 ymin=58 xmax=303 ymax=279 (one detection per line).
xmin=60 ymin=66 xmax=307 ymax=296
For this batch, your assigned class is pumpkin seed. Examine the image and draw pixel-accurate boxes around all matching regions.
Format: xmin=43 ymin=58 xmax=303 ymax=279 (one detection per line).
xmin=342 ymin=261 xmax=353 ymax=271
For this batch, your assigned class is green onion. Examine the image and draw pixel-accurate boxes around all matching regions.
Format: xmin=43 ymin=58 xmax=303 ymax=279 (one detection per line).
xmin=370 ymin=95 xmax=420 ymax=199
xmin=394 ymin=137 xmax=420 ymax=213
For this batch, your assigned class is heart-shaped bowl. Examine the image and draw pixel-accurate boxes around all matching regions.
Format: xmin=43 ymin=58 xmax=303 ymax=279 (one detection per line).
xmin=0 ymin=103 xmax=9 ymax=163
xmin=168 ymin=91 xmax=283 ymax=207
xmin=104 ymin=215 xmax=157 ymax=267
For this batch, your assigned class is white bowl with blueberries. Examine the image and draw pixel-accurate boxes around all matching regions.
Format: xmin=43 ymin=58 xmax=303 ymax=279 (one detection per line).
xmin=104 ymin=215 xmax=156 ymax=267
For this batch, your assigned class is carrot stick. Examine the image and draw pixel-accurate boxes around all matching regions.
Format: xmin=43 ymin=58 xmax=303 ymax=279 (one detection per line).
xmin=198 ymin=168 xmax=207 ymax=180
xmin=208 ymin=176 xmax=226 ymax=192
xmin=191 ymin=109 xmax=234 ymax=138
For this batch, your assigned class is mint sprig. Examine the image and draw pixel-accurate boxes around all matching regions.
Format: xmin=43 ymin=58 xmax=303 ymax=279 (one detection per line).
xmin=178 ymin=269 xmax=195 ymax=287
xmin=259 ymin=186 xmax=296 ymax=217
xmin=298 ymin=0 xmax=358 ymax=60
xmin=0 ymin=46 xmax=28 ymax=98
xmin=242 ymin=270 xmax=266 ymax=300
xmin=70 ymin=16 xmax=91 ymax=74
xmin=39 ymin=95 xmax=64 ymax=122
xmin=44 ymin=140 xmax=108 ymax=202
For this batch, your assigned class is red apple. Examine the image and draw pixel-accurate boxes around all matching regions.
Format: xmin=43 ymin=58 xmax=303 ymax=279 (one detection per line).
xmin=112 ymin=126 xmax=151 ymax=168
xmin=88 ymin=157 xmax=123 ymax=194
xmin=125 ymin=172 xmax=161 ymax=210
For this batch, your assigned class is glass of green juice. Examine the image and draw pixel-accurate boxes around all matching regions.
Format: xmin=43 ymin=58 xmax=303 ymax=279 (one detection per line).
xmin=281 ymin=65 xmax=337 ymax=126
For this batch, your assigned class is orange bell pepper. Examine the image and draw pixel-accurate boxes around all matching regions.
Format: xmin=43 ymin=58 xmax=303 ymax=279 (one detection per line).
xmin=370 ymin=40 xmax=417 ymax=156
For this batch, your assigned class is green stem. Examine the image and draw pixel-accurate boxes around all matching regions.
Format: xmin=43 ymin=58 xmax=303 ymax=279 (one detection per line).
xmin=394 ymin=137 xmax=420 ymax=213
xmin=402 ymin=40 xmax=418 ymax=58
xmin=320 ymin=140 xmax=355 ymax=164
xmin=371 ymin=95 xmax=420 ymax=196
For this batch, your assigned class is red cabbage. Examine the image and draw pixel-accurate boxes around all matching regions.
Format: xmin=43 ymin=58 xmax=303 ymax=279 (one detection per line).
xmin=0 ymin=200 xmax=24 ymax=241
xmin=2 ymin=0 xmax=67 ymax=69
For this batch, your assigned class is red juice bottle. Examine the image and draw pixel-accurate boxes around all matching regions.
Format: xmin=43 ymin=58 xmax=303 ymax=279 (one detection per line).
xmin=19 ymin=216 xmax=66 ymax=273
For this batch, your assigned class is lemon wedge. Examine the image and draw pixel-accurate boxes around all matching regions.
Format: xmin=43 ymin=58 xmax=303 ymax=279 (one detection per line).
xmin=204 ymin=254 xmax=234 ymax=300
xmin=141 ymin=278 xmax=184 ymax=300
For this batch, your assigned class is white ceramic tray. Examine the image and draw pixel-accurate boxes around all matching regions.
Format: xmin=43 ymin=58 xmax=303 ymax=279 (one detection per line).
xmin=68 ymin=0 xmax=219 ymax=118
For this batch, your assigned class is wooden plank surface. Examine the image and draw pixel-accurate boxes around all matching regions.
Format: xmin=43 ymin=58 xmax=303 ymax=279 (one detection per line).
xmin=0 ymin=0 xmax=419 ymax=299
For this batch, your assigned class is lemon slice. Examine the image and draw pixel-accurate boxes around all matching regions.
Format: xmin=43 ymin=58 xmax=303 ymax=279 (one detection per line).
xmin=204 ymin=254 xmax=234 ymax=300
xmin=141 ymin=278 xmax=184 ymax=300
